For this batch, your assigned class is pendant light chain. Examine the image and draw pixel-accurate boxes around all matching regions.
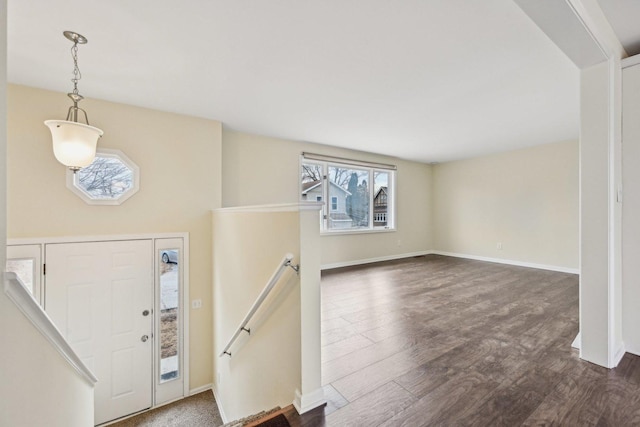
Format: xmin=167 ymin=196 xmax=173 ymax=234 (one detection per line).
xmin=70 ymin=41 xmax=82 ymax=96
xmin=45 ymin=31 xmax=103 ymax=172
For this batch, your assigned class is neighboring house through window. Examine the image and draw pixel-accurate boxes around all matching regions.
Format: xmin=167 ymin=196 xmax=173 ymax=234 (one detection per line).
xmin=373 ymin=186 xmax=388 ymax=227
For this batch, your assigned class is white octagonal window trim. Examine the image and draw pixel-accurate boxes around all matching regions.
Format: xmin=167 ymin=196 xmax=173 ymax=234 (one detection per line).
xmin=66 ymin=148 xmax=140 ymax=205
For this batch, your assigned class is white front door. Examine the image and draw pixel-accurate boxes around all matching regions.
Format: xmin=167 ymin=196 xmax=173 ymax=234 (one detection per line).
xmin=45 ymin=240 xmax=153 ymax=425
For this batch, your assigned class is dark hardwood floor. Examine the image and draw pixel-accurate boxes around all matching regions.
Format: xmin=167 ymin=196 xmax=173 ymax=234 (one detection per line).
xmin=282 ymin=254 xmax=640 ymax=426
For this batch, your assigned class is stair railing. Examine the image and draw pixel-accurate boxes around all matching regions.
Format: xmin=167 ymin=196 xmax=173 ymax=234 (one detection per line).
xmin=219 ymin=253 xmax=299 ymax=357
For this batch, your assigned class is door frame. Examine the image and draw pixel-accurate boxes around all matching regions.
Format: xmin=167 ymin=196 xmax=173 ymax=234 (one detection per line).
xmin=6 ymin=243 xmax=43 ymax=305
xmin=7 ymin=232 xmax=191 ymax=405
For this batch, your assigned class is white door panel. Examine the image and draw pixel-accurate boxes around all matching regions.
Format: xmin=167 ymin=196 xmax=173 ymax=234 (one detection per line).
xmin=45 ymin=240 xmax=153 ymax=425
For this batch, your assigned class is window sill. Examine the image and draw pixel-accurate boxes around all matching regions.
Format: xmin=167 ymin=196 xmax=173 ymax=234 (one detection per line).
xmin=320 ymin=227 xmax=396 ymax=237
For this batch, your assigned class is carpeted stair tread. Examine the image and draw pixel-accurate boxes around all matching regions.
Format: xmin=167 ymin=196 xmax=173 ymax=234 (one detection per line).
xmin=222 ymin=406 xmax=282 ymax=427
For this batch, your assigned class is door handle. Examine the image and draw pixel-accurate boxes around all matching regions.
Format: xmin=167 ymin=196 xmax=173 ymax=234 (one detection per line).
xmin=142 ymin=310 xmax=150 ymax=316
xmin=141 ymin=335 xmax=149 ymax=342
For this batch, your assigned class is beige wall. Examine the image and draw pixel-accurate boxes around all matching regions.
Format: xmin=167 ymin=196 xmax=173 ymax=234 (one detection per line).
xmin=222 ymin=128 xmax=433 ymax=267
xmin=212 ymin=208 xmax=302 ymax=421
xmin=432 ymin=140 xmax=579 ymax=270
xmin=0 ymin=291 xmax=95 ymax=427
xmin=7 ymin=84 xmax=222 ymax=389
xmin=2 ymin=10 xmax=93 ymax=427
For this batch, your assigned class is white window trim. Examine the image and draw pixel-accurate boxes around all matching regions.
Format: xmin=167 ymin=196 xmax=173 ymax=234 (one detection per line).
xmin=302 ymin=152 xmax=397 ymax=170
xmin=66 ymin=148 xmax=140 ymax=206
xmin=300 ymin=155 xmax=396 ymax=235
xmin=155 ymin=237 xmax=187 ymax=405
xmin=321 ymin=227 xmax=397 ymax=236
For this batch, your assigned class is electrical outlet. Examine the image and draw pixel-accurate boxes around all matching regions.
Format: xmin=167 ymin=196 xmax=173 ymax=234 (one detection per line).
xmin=497 ymin=242 xmax=503 ymax=250
xmin=191 ymin=299 xmax=202 ymax=309
xmin=217 ymin=372 xmax=221 ymax=384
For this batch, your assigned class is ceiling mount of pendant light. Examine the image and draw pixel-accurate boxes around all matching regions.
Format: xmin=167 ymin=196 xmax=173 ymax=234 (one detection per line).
xmin=45 ymin=31 xmax=103 ymax=172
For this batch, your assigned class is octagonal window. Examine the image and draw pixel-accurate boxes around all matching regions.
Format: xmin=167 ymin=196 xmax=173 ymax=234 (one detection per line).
xmin=66 ymin=149 xmax=140 ymax=205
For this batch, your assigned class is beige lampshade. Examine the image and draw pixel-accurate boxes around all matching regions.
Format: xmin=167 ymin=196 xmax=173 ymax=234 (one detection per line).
xmin=45 ymin=120 xmax=103 ymax=169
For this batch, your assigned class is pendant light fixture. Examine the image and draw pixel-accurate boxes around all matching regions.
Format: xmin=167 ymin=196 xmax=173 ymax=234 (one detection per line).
xmin=45 ymin=31 xmax=103 ymax=172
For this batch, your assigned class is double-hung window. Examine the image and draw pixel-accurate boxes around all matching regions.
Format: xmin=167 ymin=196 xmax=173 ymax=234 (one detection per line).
xmin=300 ymin=153 xmax=395 ymax=233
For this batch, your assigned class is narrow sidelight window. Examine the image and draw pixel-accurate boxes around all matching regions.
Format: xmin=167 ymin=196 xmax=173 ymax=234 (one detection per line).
xmin=159 ymin=249 xmax=180 ymax=383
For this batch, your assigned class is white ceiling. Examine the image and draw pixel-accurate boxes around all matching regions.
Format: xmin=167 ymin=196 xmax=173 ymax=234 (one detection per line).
xmin=599 ymin=0 xmax=640 ymax=57
xmin=7 ymin=0 xmax=580 ymax=163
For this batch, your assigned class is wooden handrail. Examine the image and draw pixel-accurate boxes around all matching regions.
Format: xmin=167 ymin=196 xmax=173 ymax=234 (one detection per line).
xmin=219 ymin=253 xmax=299 ymax=357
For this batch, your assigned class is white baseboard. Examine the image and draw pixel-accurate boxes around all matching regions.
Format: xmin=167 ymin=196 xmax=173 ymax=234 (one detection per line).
xmin=321 ymin=250 xmax=431 ymax=270
xmin=431 ymin=251 xmax=579 ymax=274
xmin=293 ymin=387 xmax=326 ymax=414
xmin=211 ymin=385 xmax=228 ymax=424
xmin=571 ymin=333 xmax=581 ymax=349
xmin=625 ymin=348 xmax=640 ymax=358
xmin=613 ymin=343 xmax=626 ymax=367
xmin=560 ymin=331 xmax=625 ymax=369
xmin=320 ymin=250 xmax=579 ymax=274
xmin=190 ymin=383 xmax=213 ymax=395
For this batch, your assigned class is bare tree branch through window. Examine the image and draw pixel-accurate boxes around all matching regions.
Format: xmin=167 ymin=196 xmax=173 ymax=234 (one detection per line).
xmin=76 ymin=156 xmax=134 ymax=199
